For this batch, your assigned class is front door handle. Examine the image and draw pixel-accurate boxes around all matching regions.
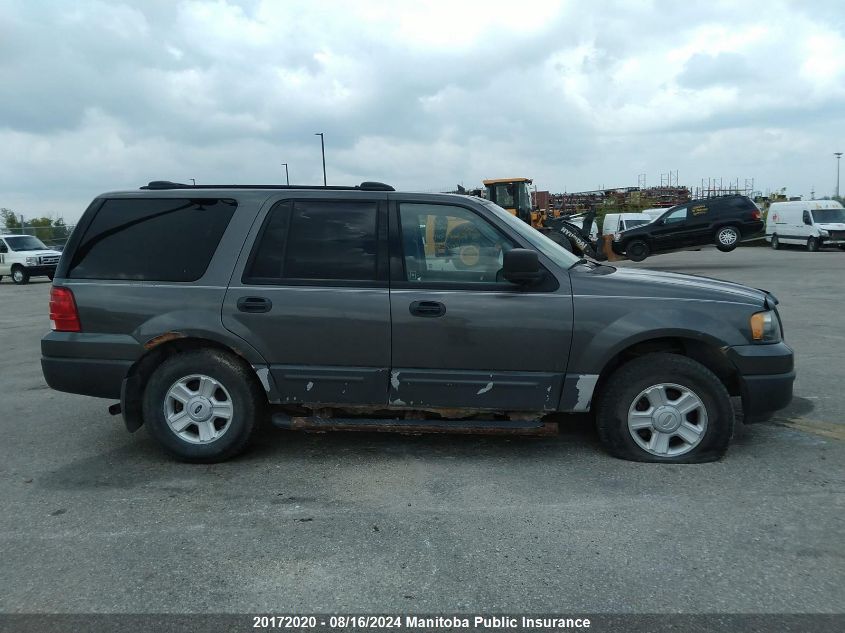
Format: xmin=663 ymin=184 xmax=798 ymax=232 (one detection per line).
xmin=237 ymin=296 xmax=272 ymax=313
xmin=409 ymin=300 xmax=445 ymax=318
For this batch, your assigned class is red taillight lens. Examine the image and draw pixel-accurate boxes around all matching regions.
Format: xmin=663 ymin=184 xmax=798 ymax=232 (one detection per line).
xmin=49 ymin=286 xmax=81 ymax=332
xmin=752 ymin=209 xmax=761 ymax=220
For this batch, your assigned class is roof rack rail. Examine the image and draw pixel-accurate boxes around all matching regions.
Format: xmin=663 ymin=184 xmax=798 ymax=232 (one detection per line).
xmin=140 ymin=181 xmax=395 ymax=191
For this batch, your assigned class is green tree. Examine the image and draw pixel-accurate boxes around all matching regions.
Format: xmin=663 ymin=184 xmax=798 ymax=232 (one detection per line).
xmin=27 ymin=217 xmax=55 ymax=242
xmin=1 ymin=208 xmax=20 ymax=230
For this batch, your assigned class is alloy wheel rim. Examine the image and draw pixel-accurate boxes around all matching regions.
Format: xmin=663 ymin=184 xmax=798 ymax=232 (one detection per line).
xmin=719 ymin=228 xmax=738 ymax=245
xmin=13 ymin=270 xmax=23 ymax=282
xmin=164 ymin=374 xmax=233 ymax=444
xmin=627 ymin=382 xmax=708 ymax=457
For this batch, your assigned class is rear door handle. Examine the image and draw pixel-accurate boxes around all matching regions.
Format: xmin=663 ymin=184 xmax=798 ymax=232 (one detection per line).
xmin=237 ymin=296 xmax=272 ymax=313
xmin=409 ymin=300 xmax=445 ymax=318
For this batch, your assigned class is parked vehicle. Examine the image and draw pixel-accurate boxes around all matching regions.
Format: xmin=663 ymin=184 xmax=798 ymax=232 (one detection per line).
xmin=601 ymin=212 xmax=652 ymax=236
xmin=612 ymin=195 xmax=764 ymax=262
xmin=0 ymin=234 xmax=61 ymax=284
xmin=765 ymin=199 xmax=845 ymax=251
xmin=42 ymin=181 xmax=794 ymax=464
xmin=641 ymin=208 xmax=667 ymax=221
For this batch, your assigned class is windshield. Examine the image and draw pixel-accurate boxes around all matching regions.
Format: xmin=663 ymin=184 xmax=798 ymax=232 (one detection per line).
xmin=812 ymin=208 xmax=845 ymax=223
xmin=623 ymin=219 xmax=650 ymax=230
xmin=5 ymin=235 xmax=48 ymax=251
xmin=476 ymin=198 xmax=580 ymax=268
xmin=518 ymin=182 xmax=532 ymax=216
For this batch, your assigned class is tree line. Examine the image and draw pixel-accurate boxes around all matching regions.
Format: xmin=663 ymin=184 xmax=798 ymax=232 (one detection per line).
xmin=1 ymin=208 xmax=70 ymax=244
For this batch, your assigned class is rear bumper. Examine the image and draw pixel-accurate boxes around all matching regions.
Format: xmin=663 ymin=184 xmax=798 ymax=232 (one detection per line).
xmin=726 ymin=342 xmax=795 ymax=423
xmin=41 ymin=356 xmax=132 ymax=399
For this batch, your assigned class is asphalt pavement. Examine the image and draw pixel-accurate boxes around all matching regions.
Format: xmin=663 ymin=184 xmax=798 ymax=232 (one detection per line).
xmin=0 ymin=246 xmax=842 ymax=614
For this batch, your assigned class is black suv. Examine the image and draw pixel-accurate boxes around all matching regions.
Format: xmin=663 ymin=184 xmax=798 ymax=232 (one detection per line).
xmin=41 ymin=181 xmax=793 ymax=464
xmin=613 ymin=195 xmax=764 ymax=261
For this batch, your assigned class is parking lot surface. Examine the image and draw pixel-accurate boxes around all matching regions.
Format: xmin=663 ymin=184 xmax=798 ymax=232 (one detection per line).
xmin=0 ymin=246 xmax=843 ymax=614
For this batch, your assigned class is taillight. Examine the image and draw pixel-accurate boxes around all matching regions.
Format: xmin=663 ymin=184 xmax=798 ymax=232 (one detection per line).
xmin=49 ymin=286 xmax=81 ymax=332
xmin=752 ymin=209 xmax=762 ymax=220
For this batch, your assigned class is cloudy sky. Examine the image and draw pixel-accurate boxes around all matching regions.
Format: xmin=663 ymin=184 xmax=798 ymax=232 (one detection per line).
xmin=1 ymin=0 xmax=844 ymax=222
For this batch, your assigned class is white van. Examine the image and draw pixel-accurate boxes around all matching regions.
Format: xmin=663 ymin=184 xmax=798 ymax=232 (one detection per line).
xmin=0 ymin=234 xmax=62 ymax=284
xmin=765 ymin=200 xmax=845 ymax=251
xmin=601 ymin=212 xmax=653 ymax=236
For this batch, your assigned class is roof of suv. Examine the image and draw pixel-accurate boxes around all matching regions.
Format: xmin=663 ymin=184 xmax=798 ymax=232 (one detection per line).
xmin=138 ymin=180 xmax=396 ymax=192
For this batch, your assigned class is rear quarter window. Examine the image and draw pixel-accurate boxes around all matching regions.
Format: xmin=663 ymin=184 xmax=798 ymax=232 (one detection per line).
xmin=68 ymin=198 xmax=236 ymax=281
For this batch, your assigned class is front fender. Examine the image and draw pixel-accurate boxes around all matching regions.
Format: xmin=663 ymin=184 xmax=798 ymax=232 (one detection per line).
xmin=568 ymin=299 xmax=750 ymax=375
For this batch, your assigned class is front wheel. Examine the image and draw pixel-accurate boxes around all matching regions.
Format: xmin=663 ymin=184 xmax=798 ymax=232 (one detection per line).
xmin=625 ymin=239 xmax=650 ymax=262
xmin=715 ymin=225 xmax=740 ymax=252
xmin=11 ymin=266 xmax=29 ymax=285
xmin=807 ymin=237 xmax=820 ymax=252
xmin=142 ymin=348 xmax=265 ymax=462
xmin=595 ymin=353 xmax=734 ymax=463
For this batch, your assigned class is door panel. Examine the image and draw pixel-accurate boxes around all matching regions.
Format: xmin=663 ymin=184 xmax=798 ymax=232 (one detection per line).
xmin=222 ymin=194 xmax=391 ymax=406
xmin=388 ymin=200 xmax=573 ymax=412
xmin=224 ymin=286 xmax=391 ymax=405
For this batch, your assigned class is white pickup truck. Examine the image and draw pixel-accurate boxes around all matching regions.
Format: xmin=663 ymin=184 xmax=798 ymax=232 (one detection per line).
xmin=0 ymin=235 xmax=62 ymax=284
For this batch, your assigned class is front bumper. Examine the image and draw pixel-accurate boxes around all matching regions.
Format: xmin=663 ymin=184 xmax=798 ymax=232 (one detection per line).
xmin=726 ymin=342 xmax=795 ymax=423
xmin=23 ymin=265 xmax=57 ymax=276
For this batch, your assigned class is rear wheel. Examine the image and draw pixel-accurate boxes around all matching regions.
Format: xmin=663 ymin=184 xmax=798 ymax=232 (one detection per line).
xmin=595 ymin=353 xmax=734 ymax=463
xmin=11 ymin=266 xmax=29 ymax=285
xmin=715 ymin=225 xmax=740 ymax=252
xmin=626 ymin=239 xmax=650 ymax=262
xmin=807 ymin=237 xmax=820 ymax=252
xmin=770 ymin=234 xmax=780 ymax=250
xmin=142 ymin=348 xmax=265 ymax=462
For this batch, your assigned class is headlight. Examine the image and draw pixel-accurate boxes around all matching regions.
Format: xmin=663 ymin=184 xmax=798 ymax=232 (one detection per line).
xmin=818 ymin=229 xmax=829 ymax=237
xmin=612 ymin=232 xmax=621 ymax=241
xmin=25 ymin=256 xmax=37 ymax=265
xmin=750 ymin=310 xmax=782 ymax=342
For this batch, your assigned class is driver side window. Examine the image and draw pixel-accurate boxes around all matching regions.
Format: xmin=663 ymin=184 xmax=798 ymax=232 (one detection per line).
xmin=399 ymin=203 xmax=515 ymax=284
xmin=664 ymin=207 xmax=688 ymax=224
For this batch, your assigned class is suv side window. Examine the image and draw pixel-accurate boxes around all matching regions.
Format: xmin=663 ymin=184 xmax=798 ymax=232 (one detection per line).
xmin=399 ymin=203 xmax=515 ymax=284
xmin=663 ymin=207 xmax=688 ymax=224
xmin=68 ymin=198 xmax=236 ymax=281
xmin=246 ymin=200 xmax=380 ymax=283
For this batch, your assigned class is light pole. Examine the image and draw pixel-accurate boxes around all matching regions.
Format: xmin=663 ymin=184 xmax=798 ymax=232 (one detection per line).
xmin=190 ymin=178 xmax=196 ymax=185
xmin=315 ymin=132 xmax=326 ymax=186
xmin=835 ymin=152 xmax=843 ymax=199
xmin=281 ymin=163 xmax=289 ymax=185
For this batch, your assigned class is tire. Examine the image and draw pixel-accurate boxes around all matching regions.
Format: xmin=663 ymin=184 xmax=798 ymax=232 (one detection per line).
xmin=142 ymin=348 xmax=266 ymax=462
xmin=11 ymin=266 xmax=29 ymax=285
xmin=625 ymin=239 xmax=650 ymax=262
xmin=715 ymin=225 xmax=740 ymax=252
xmin=770 ymin=234 xmax=780 ymax=250
xmin=807 ymin=237 xmax=820 ymax=252
xmin=595 ymin=353 xmax=734 ymax=463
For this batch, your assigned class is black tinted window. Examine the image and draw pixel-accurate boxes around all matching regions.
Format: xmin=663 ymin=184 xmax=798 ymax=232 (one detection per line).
xmin=68 ymin=198 xmax=235 ymax=281
xmin=246 ymin=200 xmax=378 ymax=282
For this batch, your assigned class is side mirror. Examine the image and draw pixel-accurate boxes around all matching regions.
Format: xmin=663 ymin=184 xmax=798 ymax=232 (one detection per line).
xmin=802 ymin=211 xmax=812 ymax=225
xmin=503 ymin=249 xmax=543 ymax=285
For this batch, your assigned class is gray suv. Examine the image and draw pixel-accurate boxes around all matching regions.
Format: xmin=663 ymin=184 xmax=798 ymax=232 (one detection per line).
xmin=41 ymin=181 xmax=795 ymax=463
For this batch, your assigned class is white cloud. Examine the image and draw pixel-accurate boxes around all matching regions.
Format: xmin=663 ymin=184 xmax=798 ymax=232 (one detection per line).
xmin=0 ymin=0 xmax=844 ymax=221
